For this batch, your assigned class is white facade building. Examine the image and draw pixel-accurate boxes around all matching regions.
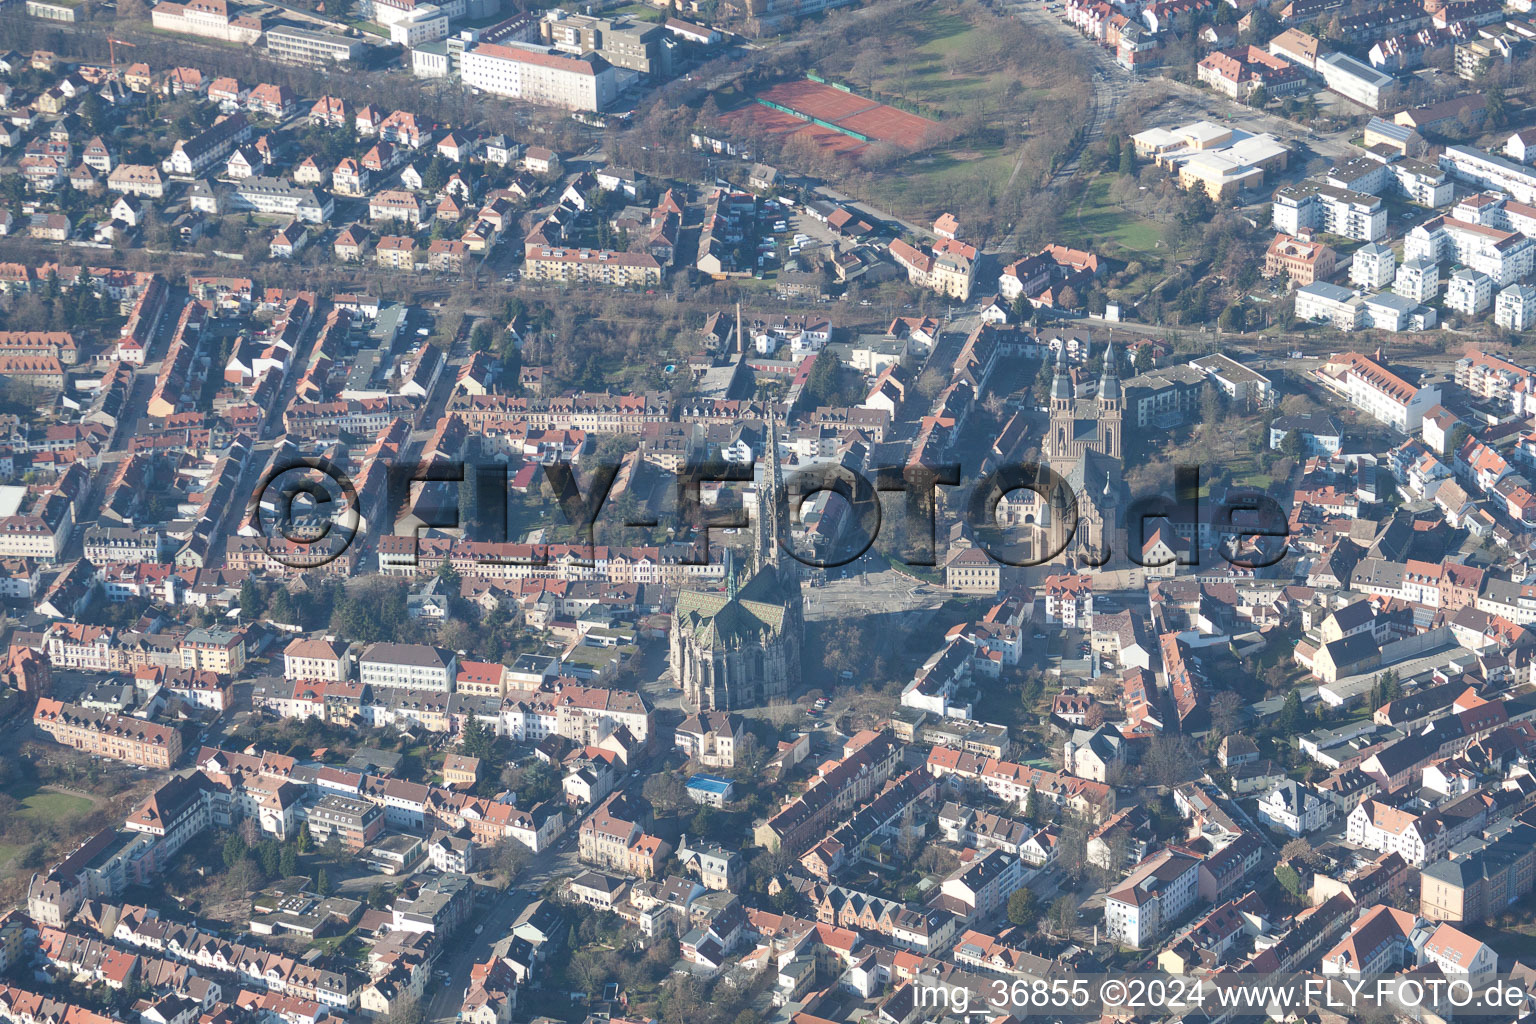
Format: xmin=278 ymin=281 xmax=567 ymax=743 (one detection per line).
xmin=1103 ymin=851 xmax=1201 ymax=948
xmin=460 ymin=43 xmax=618 ymax=111
xmin=1496 ymin=283 xmax=1536 ymax=330
xmin=1404 ymin=216 xmax=1535 ymax=287
xmin=1362 ymin=291 xmax=1420 ymax=331
xmin=1395 ymin=257 xmax=1440 ymax=303
xmin=1351 ymin=242 xmax=1396 ymax=290
xmin=1317 ymin=52 xmax=1397 ymax=110
xmin=358 ymin=642 xmax=457 ymax=692
xmin=1445 ymin=267 xmax=1493 ymax=315
xmin=1273 ymin=183 xmax=1387 ymax=242
xmin=1256 ymin=780 xmax=1327 ymax=836
xmin=1295 ymin=281 xmax=1364 ymax=331
xmin=1324 ymin=351 xmax=1443 ymax=432
xmin=1441 ymin=144 xmax=1536 ymax=205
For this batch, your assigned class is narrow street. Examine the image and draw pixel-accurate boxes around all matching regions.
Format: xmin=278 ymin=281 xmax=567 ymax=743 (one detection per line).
xmin=425 ymin=750 xmax=660 ymax=1024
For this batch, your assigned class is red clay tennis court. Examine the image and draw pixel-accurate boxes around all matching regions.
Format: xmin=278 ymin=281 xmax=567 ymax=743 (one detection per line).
xmin=720 ymin=103 xmax=872 ymax=157
xmin=746 ymin=79 xmax=942 ymax=153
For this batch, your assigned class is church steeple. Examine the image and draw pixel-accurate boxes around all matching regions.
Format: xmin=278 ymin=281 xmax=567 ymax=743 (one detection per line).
xmin=1098 ymin=339 xmax=1120 ymax=400
xmin=1050 ymin=343 xmax=1073 ymax=403
xmin=757 ymin=413 xmax=784 ymax=571
xmin=1048 ymin=345 xmax=1074 ymax=463
xmin=1098 ymin=338 xmax=1123 ymax=460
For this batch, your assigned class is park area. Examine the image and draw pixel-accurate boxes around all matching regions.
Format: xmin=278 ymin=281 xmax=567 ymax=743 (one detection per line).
xmin=0 ymin=780 xmax=105 ymax=902
xmin=710 ymin=0 xmax=1095 ymax=232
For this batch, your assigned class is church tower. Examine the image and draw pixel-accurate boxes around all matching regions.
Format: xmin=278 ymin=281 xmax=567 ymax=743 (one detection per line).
xmin=1097 ymin=339 xmax=1123 ymax=460
xmin=1048 ymin=345 xmax=1074 ymax=464
xmin=757 ymin=412 xmax=785 ymax=570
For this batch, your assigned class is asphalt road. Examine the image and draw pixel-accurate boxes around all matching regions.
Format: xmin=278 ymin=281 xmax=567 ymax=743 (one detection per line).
xmin=998 ymin=0 xmax=1131 ymax=255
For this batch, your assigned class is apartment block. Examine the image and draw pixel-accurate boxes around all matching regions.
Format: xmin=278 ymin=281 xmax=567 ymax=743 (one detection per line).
xmin=1104 ymin=850 xmax=1201 ymax=947
xmin=1352 ymin=241 xmax=1396 ymax=290
xmin=359 ymin=642 xmax=457 ymax=691
xmin=523 ymin=246 xmax=663 ymax=286
xmin=1404 ymin=215 xmax=1534 ymax=287
xmin=306 ymin=793 xmax=385 ymax=850
xmin=1445 ymin=267 xmax=1493 ymax=315
xmin=1395 ymin=257 xmax=1440 ymax=303
xmin=460 ymin=43 xmax=618 ymax=111
xmin=1273 ymin=182 xmax=1387 ymax=242
xmin=1295 ymin=281 xmax=1365 ymax=330
xmin=179 ymin=627 xmax=247 ymax=675
xmin=1440 ymin=144 xmax=1536 ymax=205
xmin=33 ymin=699 xmax=183 ymax=768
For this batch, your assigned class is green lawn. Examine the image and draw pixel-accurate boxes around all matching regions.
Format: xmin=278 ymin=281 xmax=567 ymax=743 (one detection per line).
xmin=17 ymin=787 xmax=94 ymax=820
xmin=22 ymin=791 xmax=91 ymax=817
xmin=871 ymin=148 xmax=1015 ymax=211
xmin=866 ymin=5 xmax=1015 ymax=116
xmin=609 ymin=2 xmax=664 ymax=20
xmin=343 ymin=17 xmax=388 ymax=36
xmin=1066 ymin=175 xmax=1173 ymax=262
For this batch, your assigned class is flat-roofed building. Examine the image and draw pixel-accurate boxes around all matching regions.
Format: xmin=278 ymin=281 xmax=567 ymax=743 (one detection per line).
xmin=1190 ymin=353 xmax=1274 ymax=407
xmin=541 ymin=10 xmax=671 ymax=77
xmin=1131 ymin=121 xmax=1289 ymax=199
xmin=307 ymin=793 xmax=384 ymax=849
xmin=1440 ymin=144 xmax=1536 ymax=205
xmin=1317 ymin=52 xmax=1398 ymax=109
xmin=1295 ymin=281 xmax=1365 ymax=331
xmin=1123 ymin=364 xmax=1206 ymax=429
xmin=266 ymin=25 xmax=365 ymax=63
xmin=1273 ymin=181 xmax=1387 ymax=242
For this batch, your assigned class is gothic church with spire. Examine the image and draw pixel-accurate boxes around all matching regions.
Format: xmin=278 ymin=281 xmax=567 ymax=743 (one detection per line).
xmin=670 ymin=419 xmax=805 ymax=711
xmin=1041 ymin=341 xmax=1126 ymax=569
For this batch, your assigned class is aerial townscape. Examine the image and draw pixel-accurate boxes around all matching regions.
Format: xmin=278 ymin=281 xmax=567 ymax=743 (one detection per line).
xmin=18 ymin=0 xmax=1536 ymax=1019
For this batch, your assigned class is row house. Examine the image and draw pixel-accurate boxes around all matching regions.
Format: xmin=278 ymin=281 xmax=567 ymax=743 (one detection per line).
xmin=754 ymin=731 xmax=903 ymax=854
xmin=578 ymin=791 xmax=670 ymax=877
xmin=32 ymin=699 xmax=183 ymax=768
xmin=925 ymin=747 xmax=1116 ymax=824
xmin=164 ymin=113 xmax=252 ymax=177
